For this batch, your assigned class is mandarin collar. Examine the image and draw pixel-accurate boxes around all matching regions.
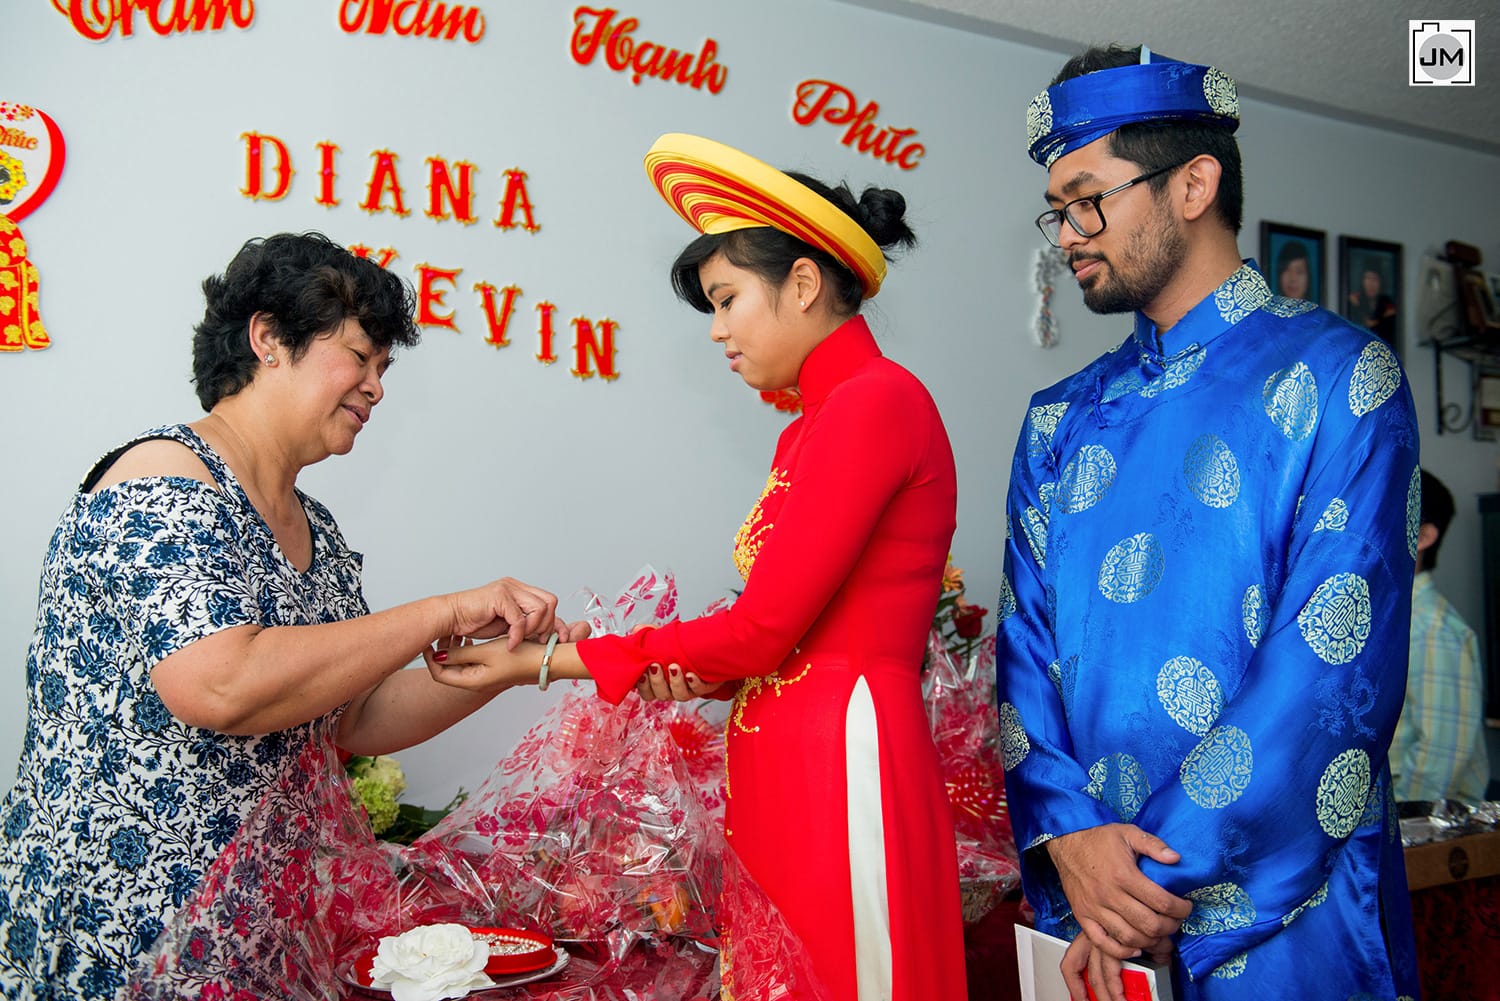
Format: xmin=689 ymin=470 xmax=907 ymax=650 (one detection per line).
xmin=797 ymin=315 xmax=882 ymax=405
xmin=1131 ymin=261 xmax=1270 ymax=364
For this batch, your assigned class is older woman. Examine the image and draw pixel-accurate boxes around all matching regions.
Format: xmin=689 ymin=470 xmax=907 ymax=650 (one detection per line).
xmin=429 ymin=136 xmax=969 ymax=1001
xmin=0 ymin=232 xmax=581 ymax=998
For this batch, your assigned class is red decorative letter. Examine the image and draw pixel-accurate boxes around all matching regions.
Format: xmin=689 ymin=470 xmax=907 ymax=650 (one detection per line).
xmin=240 ymin=132 xmax=294 ymax=201
xmin=474 ymin=282 xmax=522 ymax=347
xmin=494 ymin=169 xmax=539 ymax=232
xmin=690 ymin=39 xmax=726 ymax=93
xmin=360 ymin=149 xmax=410 ymax=217
xmin=415 ymin=263 xmax=462 ymax=329
xmin=315 ymin=141 xmax=340 ymax=207
xmin=426 ymin=156 xmax=477 ymax=224
xmin=570 ymin=7 xmax=615 ymax=65
xmin=535 ymin=301 xmax=558 ymax=363
xmin=571 ymin=317 xmax=619 ymax=380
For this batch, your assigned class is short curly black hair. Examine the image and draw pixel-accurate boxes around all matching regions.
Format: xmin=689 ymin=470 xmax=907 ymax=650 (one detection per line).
xmin=191 ymin=232 xmax=419 ymax=410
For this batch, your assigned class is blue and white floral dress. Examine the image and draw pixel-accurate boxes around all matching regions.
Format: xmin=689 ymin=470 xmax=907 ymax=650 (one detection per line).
xmin=0 ymin=425 xmax=367 ymax=1000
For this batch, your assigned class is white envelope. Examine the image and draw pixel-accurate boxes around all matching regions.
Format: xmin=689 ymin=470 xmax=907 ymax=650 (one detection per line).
xmin=1015 ymin=925 xmax=1175 ymax=1001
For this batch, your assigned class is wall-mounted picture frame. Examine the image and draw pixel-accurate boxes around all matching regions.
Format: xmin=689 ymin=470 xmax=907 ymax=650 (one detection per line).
xmin=1339 ymin=236 xmax=1403 ymax=355
xmin=1260 ymin=221 xmax=1325 ymax=306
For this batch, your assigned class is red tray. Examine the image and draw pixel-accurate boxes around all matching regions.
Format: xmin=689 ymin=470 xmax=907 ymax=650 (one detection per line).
xmin=353 ymin=926 xmax=556 ymax=980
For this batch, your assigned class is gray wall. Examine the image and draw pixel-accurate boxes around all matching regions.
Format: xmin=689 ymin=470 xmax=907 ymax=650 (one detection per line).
xmin=5 ymin=1 xmax=1497 ymax=806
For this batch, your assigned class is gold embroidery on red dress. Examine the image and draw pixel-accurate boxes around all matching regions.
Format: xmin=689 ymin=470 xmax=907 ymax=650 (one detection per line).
xmin=732 ymin=468 xmax=789 ymax=581
xmin=726 ymin=467 xmax=808 ymax=801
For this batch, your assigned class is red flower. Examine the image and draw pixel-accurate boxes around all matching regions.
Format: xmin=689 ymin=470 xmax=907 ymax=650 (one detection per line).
xmin=759 ymin=388 xmax=803 ymax=414
xmin=952 ymin=603 xmax=988 ymax=639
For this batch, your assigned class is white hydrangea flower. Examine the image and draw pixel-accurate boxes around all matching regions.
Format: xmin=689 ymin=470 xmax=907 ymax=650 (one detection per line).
xmin=370 ymin=924 xmax=494 ymax=1001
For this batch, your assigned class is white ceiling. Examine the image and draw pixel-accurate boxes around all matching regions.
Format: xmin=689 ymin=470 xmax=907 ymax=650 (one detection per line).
xmin=838 ymin=0 xmax=1500 ymax=157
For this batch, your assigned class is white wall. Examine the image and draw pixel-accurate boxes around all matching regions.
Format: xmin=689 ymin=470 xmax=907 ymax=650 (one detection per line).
xmin=5 ymin=1 xmax=1498 ymax=805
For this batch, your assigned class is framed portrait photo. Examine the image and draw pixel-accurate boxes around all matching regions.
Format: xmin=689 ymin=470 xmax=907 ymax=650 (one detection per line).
xmin=1339 ymin=236 xmax=1403 ymax=355
xmin=1260 ymin=221 xmax=1326 ymax=306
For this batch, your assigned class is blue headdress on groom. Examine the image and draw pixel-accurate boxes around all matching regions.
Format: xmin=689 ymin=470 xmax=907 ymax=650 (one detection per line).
xmin=1026 ymin=46 xmax=1241 ymax=168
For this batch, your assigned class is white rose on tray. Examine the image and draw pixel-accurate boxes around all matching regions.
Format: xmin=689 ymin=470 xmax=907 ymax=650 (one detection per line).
xmin=369 ymin=923 xmax=495 ymax=1001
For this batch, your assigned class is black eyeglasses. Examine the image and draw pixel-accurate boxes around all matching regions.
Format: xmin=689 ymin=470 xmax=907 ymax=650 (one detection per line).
xmin=1034 ymin=160 xmax=1190 ymax=247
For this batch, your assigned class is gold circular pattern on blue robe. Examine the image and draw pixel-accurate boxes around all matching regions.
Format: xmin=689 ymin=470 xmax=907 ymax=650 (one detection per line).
xmin=1102 ymin=368 xmax=1145 ymax=403
xmin=1022 ymin=506 xmax=1048 ymax=568
xmin=999 ymin=701 xmax=1030 ymax=770
xmin=1203 ymin=67 xmax=1240 ymax=117
xmin=1097 ymin=533 xmax=1165 ymax=603
xmin=1241 ymin=584 xmax=1267 ymax=647
xmin=1026 ymin=402 xmax=1070 ymax=457
xmin=1182 ymin=881 xmax=1256 ymax=935
xmin=1037 ymin=480 xmax=1058 ymax=517
xmin=1262 ymin=362 xmax=1319 ymax=441
xmin=1139 ymin=349 xmax=1206 ymax=399
xmin=1405 ymin=466 xmax=1421 ymax=560
xmin=1348 ymin=341 xmax=1402 ymax=417
xmin=1183 ymin=434 xmax=1241 ymax=508
xmin=1214 ymin=265 xmax=1271 ymax=324
xmin=1210 ymin=953 xmax=1248 ymax=980
xmin=1026 ymin=92 xmax=1054 ymax=154
xmin=1085 ymin=753 xmax=1152 ymax=822
xmin=1282 ymin=882 xmax=1329 ymax=927
xmin=1314 ymin=498 xmax=1349 ymax=532
xmin=1179 ymin=725 xmax=1253 ymax=808
xmin=1296 ymin=572 xmax=1372 ymax=665
xmin=1265 ymin=296 xmax=1318 ymax=318
xmin=1315 ymin=748 xmax=1371 ymax=838
xmin=1059 ymin=444 xmax=1117 ymax=514
xmin=1156 ymin=656 xmax=1224 ymax=736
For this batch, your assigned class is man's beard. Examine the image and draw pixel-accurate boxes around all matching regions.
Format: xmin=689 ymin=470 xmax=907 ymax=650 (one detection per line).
xmin=1073 ymin=205 xmax=1188 ymax=315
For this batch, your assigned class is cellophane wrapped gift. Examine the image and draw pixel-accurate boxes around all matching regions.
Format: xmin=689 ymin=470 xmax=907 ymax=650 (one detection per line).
xmin=129 ymin=568 xmax=830 ymax=1001
xmin=923 ymin=630 xmax=1021 ymax=923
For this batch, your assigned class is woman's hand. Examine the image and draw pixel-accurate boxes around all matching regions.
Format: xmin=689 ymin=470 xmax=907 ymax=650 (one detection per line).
xmin=424 ymin=636 xmax=541 ymax=694
xmin=634 ymin=663 xmax=724 ymax=701
xmin=444 ymin=577 xmax=564 ymax=649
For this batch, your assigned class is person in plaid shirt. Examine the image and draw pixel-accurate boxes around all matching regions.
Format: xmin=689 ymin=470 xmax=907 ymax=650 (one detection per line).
xmin=1391 ymin=469 xmax=1490 ymax=803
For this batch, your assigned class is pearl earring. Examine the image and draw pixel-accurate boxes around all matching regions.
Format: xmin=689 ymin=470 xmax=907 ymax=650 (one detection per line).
xmin=264 ymin=353 xmax=275 ymax=365
xmin=799 ymin=300 xmax=806 ymax=309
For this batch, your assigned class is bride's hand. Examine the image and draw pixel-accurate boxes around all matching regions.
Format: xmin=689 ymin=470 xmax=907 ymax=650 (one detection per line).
xmin=424 ymin=636 xmax=539 ymax=694
xmin=634 ymin=663 xmax=723 ymax=701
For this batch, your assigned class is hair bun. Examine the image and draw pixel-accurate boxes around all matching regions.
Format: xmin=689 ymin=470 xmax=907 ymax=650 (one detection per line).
xmin=854 ymin=186 xmax=916 ymax=252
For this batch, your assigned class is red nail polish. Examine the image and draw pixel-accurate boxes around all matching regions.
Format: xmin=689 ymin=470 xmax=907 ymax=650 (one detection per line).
xmin=434 ymin=651 xmax=448 ymax=663
xmin=650 ymin=664 xmax=661 ymax=675
xmin=669 ymin=665 xmax=680 ymax=676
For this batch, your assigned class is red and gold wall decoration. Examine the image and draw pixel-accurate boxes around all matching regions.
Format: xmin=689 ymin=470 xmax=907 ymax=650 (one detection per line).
xmin=1 ymin=103 xmax=66 ymax=223
xmin=338 ymin=0 xmax=485 ymax=42
xmin=241 ymin=132 xmax=619 ymax=381
xmin=570 ymin=7 xmax=729 ymax=93
xmin=0 ymin=219 xmax=51 ymax=353
xmin=1 ymin=101 xmax=66 ymax=354
xmin=51 ymin=0 xmax=256 ymax=41
xmin=792 ymin=80 xmax=926 ymax=170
